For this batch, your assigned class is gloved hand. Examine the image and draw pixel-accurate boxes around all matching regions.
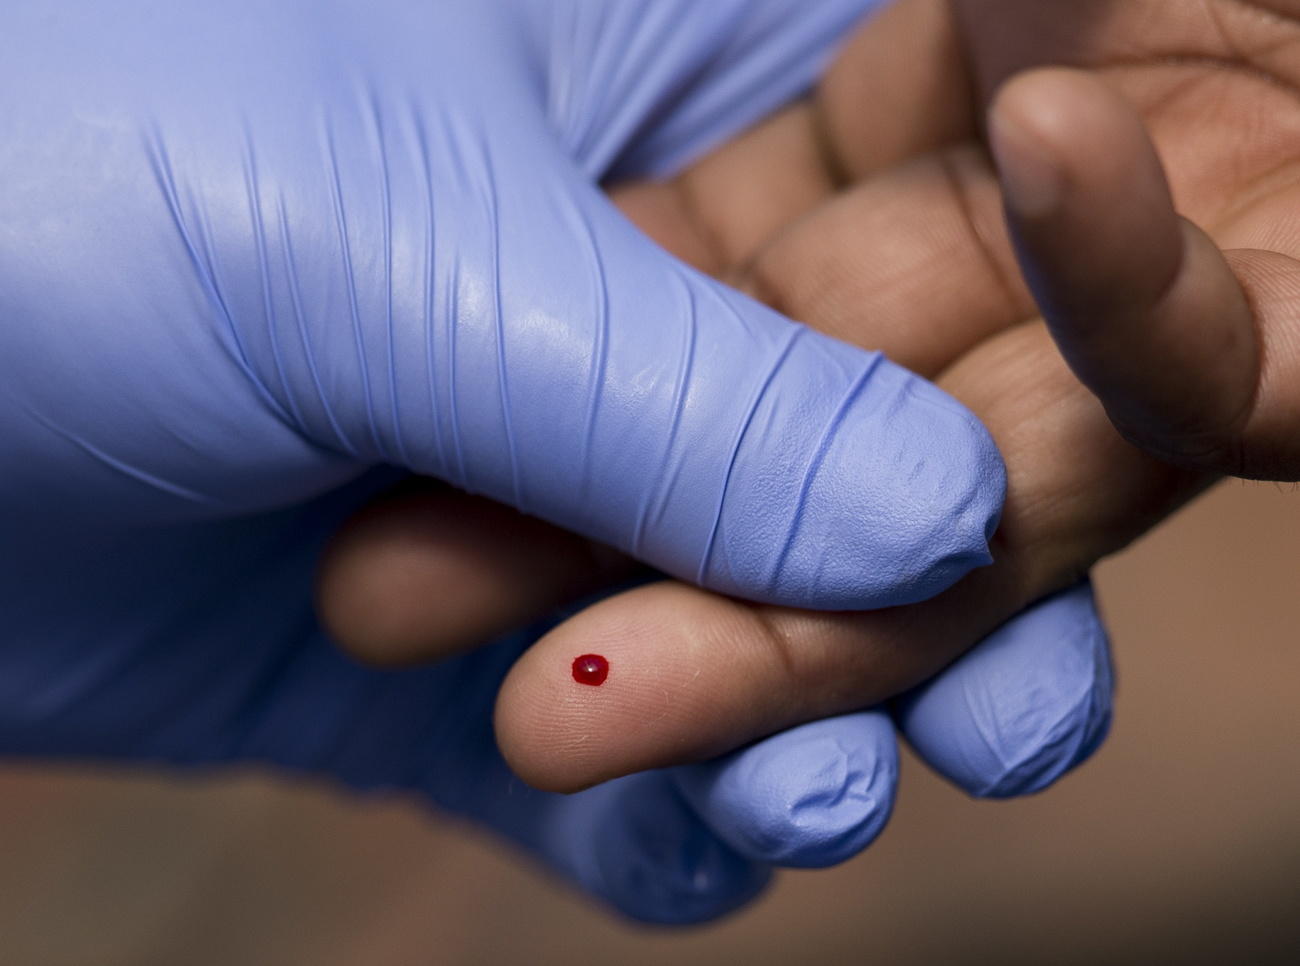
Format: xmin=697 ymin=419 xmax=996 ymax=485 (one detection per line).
xmin=0 ymin=0 xmax=1113 ymax=925
xmin=1 ymin=0 xmax=1002 ymax=607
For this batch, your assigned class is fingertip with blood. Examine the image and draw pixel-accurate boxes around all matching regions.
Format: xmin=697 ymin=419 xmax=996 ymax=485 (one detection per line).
xmin=495 ymin=582 xmax=776 ymax=794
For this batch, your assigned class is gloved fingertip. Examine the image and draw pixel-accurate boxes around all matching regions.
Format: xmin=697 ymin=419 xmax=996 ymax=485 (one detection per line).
xmin=569 ymin=773 xmax=770 ymax=925
xmin=672 ymin=713 xmax=898 ymax=868
xmin=897 ymin=581 xmax=1114 ymax=799
xmin=715 ymin=350 xmax=1006 ymax=610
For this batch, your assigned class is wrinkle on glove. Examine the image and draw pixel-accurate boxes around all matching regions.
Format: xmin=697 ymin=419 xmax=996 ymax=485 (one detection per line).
xmin=0 ymin=0 xmax=1001 ymax=611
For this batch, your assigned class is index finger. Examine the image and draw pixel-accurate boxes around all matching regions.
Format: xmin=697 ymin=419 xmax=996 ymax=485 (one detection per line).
xmin=494 ymin=324 xmax=1202 ymax=792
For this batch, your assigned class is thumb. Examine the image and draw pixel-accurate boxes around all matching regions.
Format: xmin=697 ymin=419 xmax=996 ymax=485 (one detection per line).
xmin=989 ymin=68 xmax=1300 ymax=481
xmin=294 ymin=140 xmax=1004 ymax=609
xmin=443 ymin=158 xmax=1002 ymax=608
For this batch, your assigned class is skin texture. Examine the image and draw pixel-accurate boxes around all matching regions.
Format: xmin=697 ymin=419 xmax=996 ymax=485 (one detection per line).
xmin=319 ymin=0 xmax=1300 ymax=791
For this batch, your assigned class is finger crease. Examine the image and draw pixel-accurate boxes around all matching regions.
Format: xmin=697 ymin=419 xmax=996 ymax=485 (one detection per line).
xmin=937 ymin=151 xmax=1027 ymax=321
xmin=672 ymin=174 xmax=741 ymax=278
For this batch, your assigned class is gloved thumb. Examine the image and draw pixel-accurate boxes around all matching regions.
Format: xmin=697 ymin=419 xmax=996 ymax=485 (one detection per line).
xmin=291 ymin=143 xmax=1004 ymax=609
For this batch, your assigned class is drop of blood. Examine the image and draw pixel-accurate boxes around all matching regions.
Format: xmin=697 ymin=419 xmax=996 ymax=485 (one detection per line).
xmin=572 ymin=653 xmax=609 ymax=686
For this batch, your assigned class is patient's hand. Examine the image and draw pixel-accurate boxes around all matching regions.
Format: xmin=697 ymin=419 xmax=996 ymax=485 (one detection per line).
xmin=324 ymin=0 xmax=1300 ymax=790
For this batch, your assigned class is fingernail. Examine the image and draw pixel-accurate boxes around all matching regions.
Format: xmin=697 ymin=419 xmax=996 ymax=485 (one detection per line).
xmin=990 ymin=110 xmax=1063 ymax=219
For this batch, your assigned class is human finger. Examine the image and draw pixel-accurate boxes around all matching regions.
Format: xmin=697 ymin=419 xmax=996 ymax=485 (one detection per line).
xmin=494 ymin=324 xmax=1199 ymax=792
xmin=991 ymin=67 xmax=1300 ymax=480
xmin=301 ymin=633 xmax=771 ymax=925
xmin=815 ymin=0 xmax=976 ymax=181
xmin=315 ymin=479 xmax=637 ymax=665
xmin=611 ymin=0 xmax=974 ymax=274
xmin=636 ymin=104 xmax=839 ymax=275
xmin=736 ymin=142 xmax=1034 ymax=376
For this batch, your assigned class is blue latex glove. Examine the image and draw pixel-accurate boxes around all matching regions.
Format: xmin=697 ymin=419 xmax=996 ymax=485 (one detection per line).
xmin=0 ymin=0 xmax=1113 ymax=924
xmin=1 ymin=0 xmax=1002 ymax=608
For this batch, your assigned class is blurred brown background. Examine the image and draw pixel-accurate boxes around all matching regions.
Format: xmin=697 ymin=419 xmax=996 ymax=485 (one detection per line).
xmin=1 ymin=479 xmax=1297 ymax=965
